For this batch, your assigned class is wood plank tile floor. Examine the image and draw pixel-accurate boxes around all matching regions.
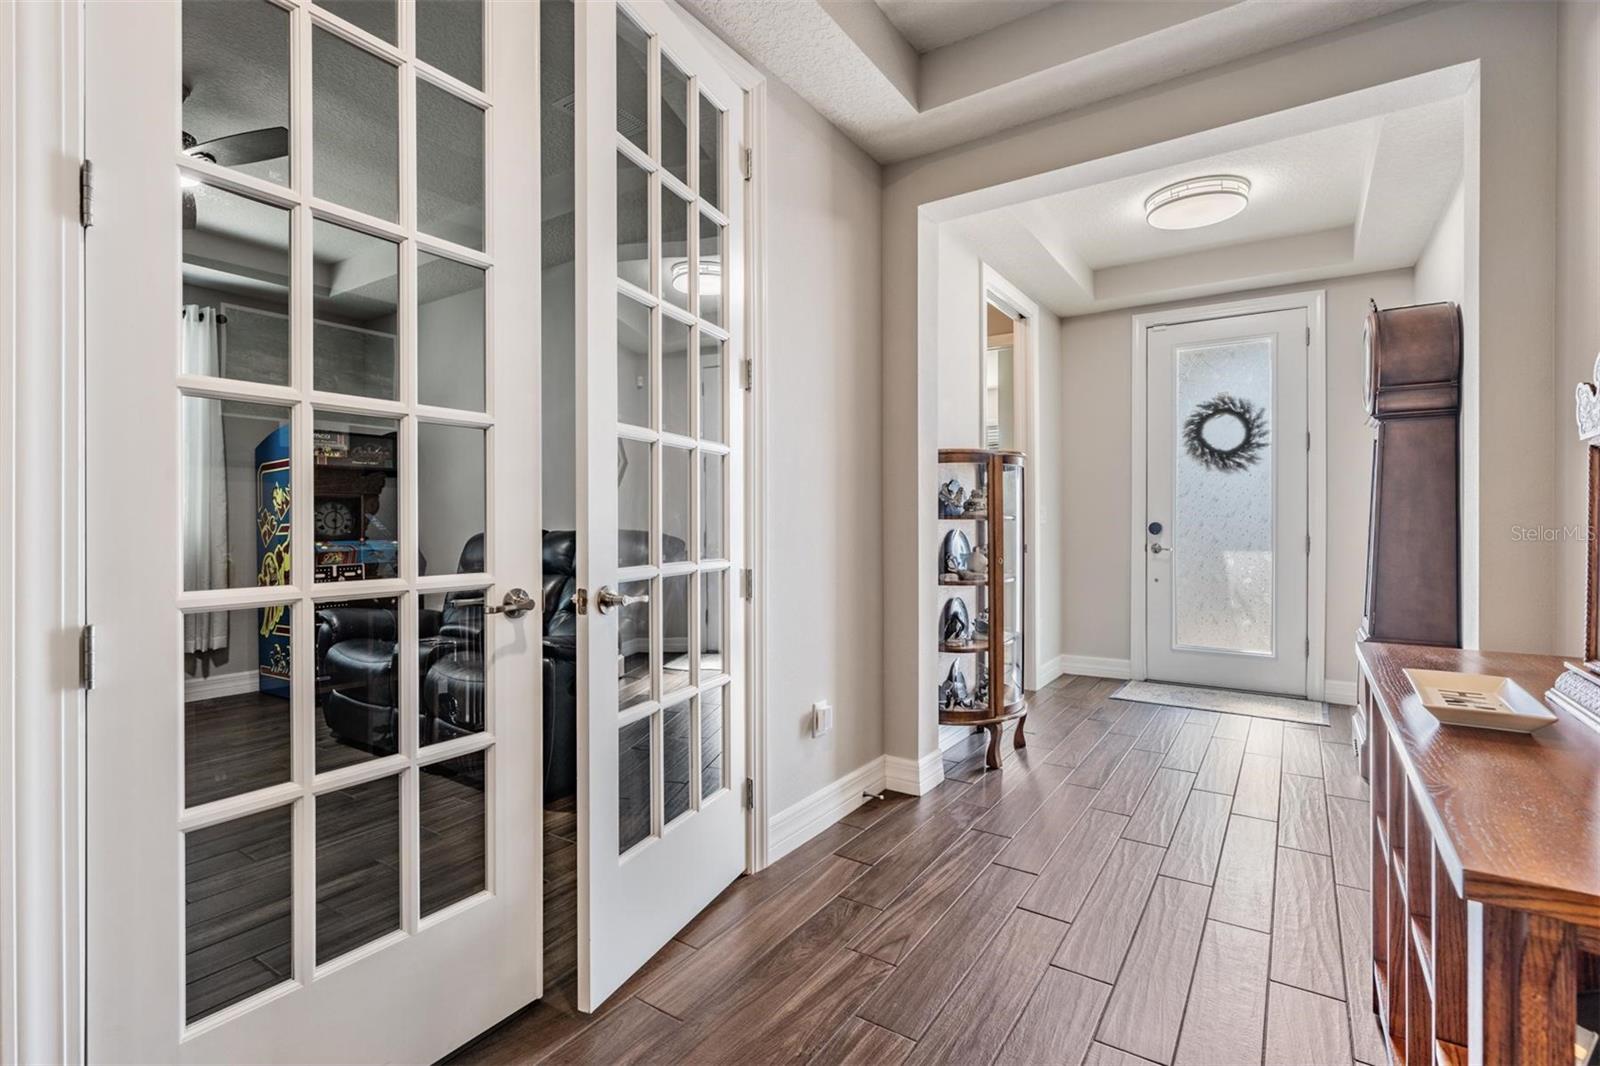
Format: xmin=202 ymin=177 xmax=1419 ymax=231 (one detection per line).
xmin=449 ymin=674 xmax=1386 ymax=1066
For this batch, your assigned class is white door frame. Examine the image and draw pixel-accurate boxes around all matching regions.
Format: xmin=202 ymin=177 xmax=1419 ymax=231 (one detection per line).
xmin=1129 ymin=290 xmax=1327 ymax=701
xmin=979 ymin=263 xmax=1043 ymax=692
xmin=1 ymin=2 xmax=87 ymax=1063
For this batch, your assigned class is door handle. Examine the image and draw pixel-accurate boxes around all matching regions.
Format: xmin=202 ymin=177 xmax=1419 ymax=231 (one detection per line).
xmin=484 ymin=587 xmax=537 ymax=618
xmin=595 ymin=585 xmax=650 ymax=614
xmin=1150 ymin=543 xmax=1172 ymax=555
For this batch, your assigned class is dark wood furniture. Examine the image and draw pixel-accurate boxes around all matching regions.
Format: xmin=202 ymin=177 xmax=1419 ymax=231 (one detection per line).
xmin=1356 ymin=301 xmax=1462 ymax=757
xmin=1357 ymin=641 xmax=1600 ymax=1066
xmin=937 ymin=448 xmax=1027 ymax=769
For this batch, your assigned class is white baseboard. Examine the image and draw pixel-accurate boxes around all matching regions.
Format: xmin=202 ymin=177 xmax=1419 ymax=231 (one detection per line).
xmin=884 ymin=749 xmax=944 ymax=795
xmin=184 ymin=671 xmax=262 ymax=702
xmin=766 ymin=757 xmax=886 ymax=863
xmin=1057 ymin=654 xmax=1133 ymax=680
xmin=1323 ymin=679 xmax=1358 ymax=707
xmin=1037 ymin=655 xmax=1067 ymax=687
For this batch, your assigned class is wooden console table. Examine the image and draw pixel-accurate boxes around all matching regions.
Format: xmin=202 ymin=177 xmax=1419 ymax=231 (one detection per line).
xmin=1357 ymin=641 xmax=1600 ymax=1065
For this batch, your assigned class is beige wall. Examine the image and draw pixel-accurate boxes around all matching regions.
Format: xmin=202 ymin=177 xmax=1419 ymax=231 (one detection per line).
xmin=884 ymin=2 xmax=1559 ymax=763
xmin=936 ymin=229 xmax=982 ymax=448
xmin=932 ymin=230 xmax=1067 ymax=688
xmin=1556 ymin=0 xmax=1600 ymax=656
xmin=1413 ymin=180 xmax=1465 ymax=308
xmin=763 ymin=78 xmax=886 ymax=813
xmin=1057 ymin=270 xmax=1413 ymax=689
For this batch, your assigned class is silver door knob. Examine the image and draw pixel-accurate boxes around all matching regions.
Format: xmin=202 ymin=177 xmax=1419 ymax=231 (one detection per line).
xmin=1150 ymin=543 xmax=1171 ymax=555
xmin=484 ymin=587 xmax=537 ymax=618
xmin=595 ymin=585 xmax=649 ymax=614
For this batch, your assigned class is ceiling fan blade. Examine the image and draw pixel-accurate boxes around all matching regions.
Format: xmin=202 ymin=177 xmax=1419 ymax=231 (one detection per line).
xmin=190 ymin=126 xmax=289 ymax=167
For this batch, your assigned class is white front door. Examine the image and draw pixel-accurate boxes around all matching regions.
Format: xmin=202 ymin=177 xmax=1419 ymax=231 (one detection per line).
xmin=572 ymin=0 xmax=749 ymax=1012
xmin=85 ymin=1 xmax=542 ymax=1060
xmin=1145 ymin=308 xmax=1309 ymax=696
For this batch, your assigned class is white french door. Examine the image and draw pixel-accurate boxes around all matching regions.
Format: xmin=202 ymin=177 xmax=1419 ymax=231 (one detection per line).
xmin=1144 ymin=308 xmax=1309 ymax=696
xmin=85 ymin=0 xmax=542 ymax=1061
xmin=572 ymin=0 xmax=749 ymax=1012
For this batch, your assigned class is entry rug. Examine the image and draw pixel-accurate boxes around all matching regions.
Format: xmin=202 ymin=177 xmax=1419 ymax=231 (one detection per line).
xmin=1110 ymin=680 xmax=1329 ymax=726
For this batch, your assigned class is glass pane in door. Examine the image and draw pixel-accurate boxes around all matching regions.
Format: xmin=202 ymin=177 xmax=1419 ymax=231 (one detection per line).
xmin=312 ymin=412 xmax=400 ymax=583
xmin=418 ymin=253 xmax=486 ymax=410
xmin=416 ymin=0 xmax=483 ymax=87
xmin=315 ymin=775 xmax=401 ymax=964
xmin=618 ymin=715 xmax=652 ymax=853
xmin=419 ymin=752 xmax=487 ymax=916
xmin=313 ymin=27 xmax=399 ymax=220
xmin=182 ymin=0 xmax=291 ymax=187
xmin=312 ymin=218 xmax=399 ymax=400
xmin=416 ymin=81 xmax=485 ymax=250
xmin=182 ymin=399 xmax=292 ymax=592
xmin=1172 ymin=338 xmax=1274 ymax=654
xmin=185 ymin=605 xmax=293 ymax=806
xmin=185 ymin=804 xmax=293 ymax=1022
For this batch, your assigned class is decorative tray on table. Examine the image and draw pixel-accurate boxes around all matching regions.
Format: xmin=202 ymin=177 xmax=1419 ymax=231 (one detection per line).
xmin=1402 ymin=669 xmax=1558 ymax=732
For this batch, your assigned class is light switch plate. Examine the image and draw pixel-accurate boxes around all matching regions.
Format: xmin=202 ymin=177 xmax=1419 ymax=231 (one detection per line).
xmin=811 ymin=701 xmax=833 ymax=738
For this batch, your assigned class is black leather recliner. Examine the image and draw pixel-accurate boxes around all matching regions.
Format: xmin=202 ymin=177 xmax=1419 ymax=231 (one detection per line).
xmin=317 ymin=537 xmax=481 ymax=757
xmin=542 ymin=530 xmax=578 ymax=803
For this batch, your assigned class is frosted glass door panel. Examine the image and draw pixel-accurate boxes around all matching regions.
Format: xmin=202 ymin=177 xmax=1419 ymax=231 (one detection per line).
xmin=1172 ymin=339 xmax=1274 ymax=655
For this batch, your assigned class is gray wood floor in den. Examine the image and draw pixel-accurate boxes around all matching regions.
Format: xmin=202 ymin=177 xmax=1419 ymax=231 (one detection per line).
xmin=451 ymin=674 xmax=1383 ymax=1066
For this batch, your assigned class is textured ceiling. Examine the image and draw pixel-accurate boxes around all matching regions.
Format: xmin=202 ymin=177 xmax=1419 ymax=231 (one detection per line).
xmin=946 ymin=89 xmax=1465 ymax=315
xmin=872 ymin=0 xmax=1062 ymax=52
xmin=680 ymin=0 xmax=1425 ymax=163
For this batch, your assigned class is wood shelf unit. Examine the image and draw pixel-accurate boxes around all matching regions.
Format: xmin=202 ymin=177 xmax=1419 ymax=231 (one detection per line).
xmin=937 ymin=449 xmax=1027 ymax=770
xmin=1359 ymin=641 xmax=1600 ymax=1066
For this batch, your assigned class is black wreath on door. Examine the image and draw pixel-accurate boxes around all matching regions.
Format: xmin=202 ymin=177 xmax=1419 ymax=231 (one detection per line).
xmin=1183 ymin=392 xmax=1269 ymax=472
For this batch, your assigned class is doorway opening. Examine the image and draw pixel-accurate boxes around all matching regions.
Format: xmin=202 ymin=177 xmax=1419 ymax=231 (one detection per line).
xmin=917 ymin=62 xmax=1477 ymax=727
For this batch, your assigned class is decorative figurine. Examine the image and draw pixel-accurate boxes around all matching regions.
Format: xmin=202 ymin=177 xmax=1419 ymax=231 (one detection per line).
xmin=965 ymin=546 xmax=989 ymax=579
xmin=939 ymin=661 xmax=973 ymax=709
xmin=940 ymin=597 xmax=972 ymax=646
xmin=938 ymin=478 xmax=967 ymax=518
xmin=941 ymin=529 xmax=972 ymax=575
xmin=974 ymin=609 xmax=990 ymax=637
xmin=963 ymin=484 xmax=987 ymax=516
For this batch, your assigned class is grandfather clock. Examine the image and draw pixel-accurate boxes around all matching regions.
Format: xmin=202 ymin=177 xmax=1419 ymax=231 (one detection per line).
xmin=1356 ymin=300 xmax=1462 ymax=754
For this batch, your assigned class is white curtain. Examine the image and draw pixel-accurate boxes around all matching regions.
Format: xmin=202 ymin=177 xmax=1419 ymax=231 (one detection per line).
xmin=182 ymin=305 xmax=230 ymax=653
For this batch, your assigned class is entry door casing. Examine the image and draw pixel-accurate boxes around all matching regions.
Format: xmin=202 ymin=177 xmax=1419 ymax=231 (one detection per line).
xmin=1144 ymin=308 xmax=1309 ymax=697
xmin=85 ymin=1 xmax=542 ymax=1060
xmin=573 ymin=0 xmax=749 ymax=1013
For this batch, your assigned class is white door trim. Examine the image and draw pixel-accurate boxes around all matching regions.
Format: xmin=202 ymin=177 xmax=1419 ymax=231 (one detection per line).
xmin=1 ymin=1 xmax=86 ymax=1062
xmin=979 ymin=263 xmax=1043 ymax=692
xmin=1129 ymin=289 xmax=1326 ymax=700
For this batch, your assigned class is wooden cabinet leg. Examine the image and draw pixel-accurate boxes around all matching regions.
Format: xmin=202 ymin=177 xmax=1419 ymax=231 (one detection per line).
xmin=984 ymin=724 xmax=1003 ymax=770
xmin=1013 ymin=714 xmax=1027 ymax=749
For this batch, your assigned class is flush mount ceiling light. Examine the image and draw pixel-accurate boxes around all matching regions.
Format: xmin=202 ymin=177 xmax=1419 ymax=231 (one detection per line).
xmin=1144 ymin=175 xmax=1251 ymax=230
xmin=670 ymin=258 xmax=721 ymax=297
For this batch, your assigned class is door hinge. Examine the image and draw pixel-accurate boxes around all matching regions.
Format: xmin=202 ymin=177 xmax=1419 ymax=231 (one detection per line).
xmin=740 ymin=146 xmax=753 ymax=182
xmin=1306 ymin=431 xmax=1311 ymax=453
xmin=740 ymin=568 xmax=754 ymax=601
xmin=1306 ymin=636 xmax=1311 ymax=658
xmin=78 ymin=160 xmax=94 ymax=228
xmin=79 ymin=625 xmax=96 ymax=690
xmin=743 ymin=777 xmax=754 ymax=809
xmin=1306 ymin=533 xmax=1312 ymax=556
xmin=1306 ymin=326 xmax=1311 ymax=346
xmin=740 ymin=358 xmax=753 ymax=391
